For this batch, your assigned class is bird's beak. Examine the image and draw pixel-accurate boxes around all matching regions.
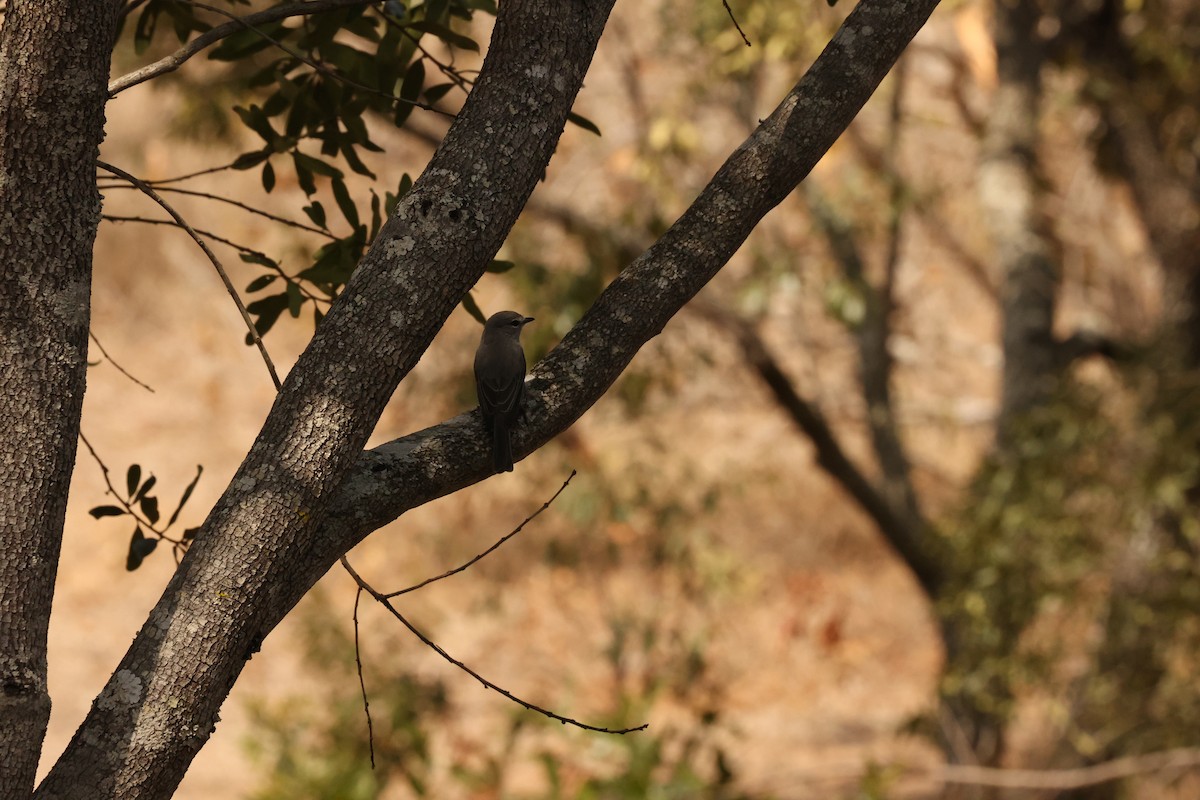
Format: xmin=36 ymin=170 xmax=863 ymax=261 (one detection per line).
xmin=522 ymin=316 xmax=535 ymax=325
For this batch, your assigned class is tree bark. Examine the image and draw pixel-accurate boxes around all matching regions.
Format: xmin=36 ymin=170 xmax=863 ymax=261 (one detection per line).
xmin=37 ymin=1 xmax=615 ymax=796
xmin=36 ymin=0 xmax=941 ymax=795
xmin=219 ymin=0 xmax=946 ymax=661
xmin=978 ymin=0 xmax=1057 ymax=440
xmin=0 ymin=2 xmax=118 ymax=796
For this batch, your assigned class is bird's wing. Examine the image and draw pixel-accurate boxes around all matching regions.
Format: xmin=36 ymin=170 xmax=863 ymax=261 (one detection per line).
xmin=477 ymin=370 xmax=524 ymax=416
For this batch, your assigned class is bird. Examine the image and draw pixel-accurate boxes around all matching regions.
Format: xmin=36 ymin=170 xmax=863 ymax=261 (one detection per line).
xmin=474 ymin=310 xmax=534 ymax=473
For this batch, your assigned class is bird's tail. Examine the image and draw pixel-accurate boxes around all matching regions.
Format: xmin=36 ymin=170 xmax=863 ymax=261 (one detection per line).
xmin=492 ymin=419 xmax=514 ymax=473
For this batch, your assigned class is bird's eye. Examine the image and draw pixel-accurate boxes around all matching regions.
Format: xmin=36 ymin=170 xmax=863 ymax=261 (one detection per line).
xmin=511 ymin=319 xmax=521 ymax=326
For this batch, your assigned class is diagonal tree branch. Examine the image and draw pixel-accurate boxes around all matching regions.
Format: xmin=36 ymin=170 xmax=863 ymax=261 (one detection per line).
xmin=250 ymin=0 xmax=946 ymax=645
xmin=39 ymin=1 xmax=941 ymax=795
xmin=40 ymin=1 xmax=619 ymax=796
xmin=108 ymin=0 xmax=376 ymax=95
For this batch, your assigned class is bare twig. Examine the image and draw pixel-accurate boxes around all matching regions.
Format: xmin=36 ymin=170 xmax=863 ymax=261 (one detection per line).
xmin=110 ymin=219 xmax=325 ymax=299
xmin=722 ymin=0 xmax=751 ymax=47
xmin=78 ymin=432 xmax=186 ymax=545
xmin=108 ymin=0 xmax=377 ymax=95
xmin=101 ymin=214 xmax=332 ymax=303
xmin=340 ymin=556 xmax=648 ymax=735
xmin=142 ymin=160 xmax=243 ymax=186
xmin=351 ymin=586 xmax=376 ymax=769
xmin=88 ymin=330 xmax=155 ymax=393
xmin=99 ymin=183 xmax=337 ymax=239
xmin=97 ymin=160 xmax=283 ymax=391
xmin=385 ymin=469 xmax=576 ymax=598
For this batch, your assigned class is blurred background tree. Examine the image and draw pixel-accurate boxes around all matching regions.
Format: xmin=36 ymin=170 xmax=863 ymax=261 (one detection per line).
xmin=8 ymin=0 xmax=1199 ymax=797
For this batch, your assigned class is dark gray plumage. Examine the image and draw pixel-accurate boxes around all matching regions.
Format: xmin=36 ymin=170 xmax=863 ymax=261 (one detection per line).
xmin=474 ymin=310 xmax=534 ymax=473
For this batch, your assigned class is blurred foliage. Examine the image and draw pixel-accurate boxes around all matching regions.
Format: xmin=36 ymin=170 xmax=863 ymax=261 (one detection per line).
xmin=932 ymin=366 xmax=1200 ymax=770
xmin=246 ymin=566 xmax=761 ymax=799
xmin=112 ymin=0 xmax=598 ymax=341
xmin=1052 ymin=0 xmax=1200 ymax=182
xmin=245 ymin=594 xmax=450 ymax=799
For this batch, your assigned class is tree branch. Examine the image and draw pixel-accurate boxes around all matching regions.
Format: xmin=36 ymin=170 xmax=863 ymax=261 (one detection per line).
xmin=41 ymin=1 xmax=619 ymax=795
xmin=694 ymin=305 xmax=942 ymax=597
xmin=342 ymin=556 xmax=646 ymax=734
xmin=40 ymin=1 xmax=941 ymax=794
xmin=384 ymin=469 xmax=575 ymax=598
xmin=107 ymin=0 xmax=376 ymax=96
xmin=260 ymin=0 xmax=946 ymax=637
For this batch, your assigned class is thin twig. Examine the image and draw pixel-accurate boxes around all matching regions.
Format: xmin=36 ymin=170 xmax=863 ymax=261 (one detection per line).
xmin=351 ymin=586 xmax=376 ymax=769
xmin=722 ymin=0 xmax=751 ymax=47
xmin=97 ymin=160 xmax=283 ymax=391
xmin=78 ymin=432 xmax=185 ymax=545
xmin=385 ymin=469 xmax=576 ymax=598
xmin=89 ymin=330 xmax=155 ymax=393
xmin=340 ymin=555 xmax=648 ymax=735
xmin=99 ymin=183 xmax=337 ymax=239
xmin=101 ymin=215 xmax=332 ymax=303
xmin=142 ymin=160 xmax=243 ymax=186
xmin=108 ymin=0 xmax=377 ymax=95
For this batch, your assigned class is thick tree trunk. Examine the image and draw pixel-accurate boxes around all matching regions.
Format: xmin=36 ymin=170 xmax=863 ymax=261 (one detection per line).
xmin=37 ymin=1 xmax=616 ymax=796
xmin=0 ymin=2 xmax=118 ymax=796
xmin=31 ymin=1 xmax=941 ymax=796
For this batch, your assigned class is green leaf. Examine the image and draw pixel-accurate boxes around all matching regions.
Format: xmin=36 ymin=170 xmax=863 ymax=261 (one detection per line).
xmin=567 ymin=112 xmax=602 ymax=137
xmin=303 ymin=202 xmax=327 ymax=228
xmin=167 ymin=465 xmax=204 ymax=528
xmin=126 ymin=528 xmax=158 ymax=571
xmin=246 ymin=274 xmax=278 ymax=293
xmin=369 ymin=191 xmax=383 ymax=240
xmin=133 ymin=4 xmax=159 ymax=56
xmin=234 ymin=104 xmax=280 ymax=145
xmin=232 ymin=150 xmax=271 ymax=171
xmin=262 ymin=161 xmax=276 ymax=193
xmin=400 ymin=59 xmax=426 ymax=105
xmin=410 ymin=20 xmax=479 ymax=52
xmin=424 ymin=82 xmax=455 ymax=103
xmin=486 ymin=259 xmax=517 ymax=274
xmin=133 ymin=474 xmax=157 ymax=502
xmin=239 ymin=251 xmax=279 ymax=269
xmin=209 ymin=22 xmax=284 ymax=61
xmin=293 ymin=154 xmax=316 ymax=195
xmin=126 ymin=464 xmax=141 ymax=498
xmin=140 ymin=495 xmax=160 ymax=525
xmin=89 ymin=505 xmax=127 ymax=520
xmin=244 ymin=294 xmax=289 ymax=343
xmin=286 ymin=281 xmax=304 ymax=318
xmin=331 ymin=178 xmax=360 ymax=228
xmin=461 ymin=291 xmax=487 ymax=324
xmin=293 ymin=151 xmax=343 ymax=179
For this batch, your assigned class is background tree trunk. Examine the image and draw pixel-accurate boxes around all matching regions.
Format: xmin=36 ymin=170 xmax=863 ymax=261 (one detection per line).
xmin=979 ymin=0 xmax=1058 ymax=441
xmin=0 ymin=2 xmax=118 ymax=796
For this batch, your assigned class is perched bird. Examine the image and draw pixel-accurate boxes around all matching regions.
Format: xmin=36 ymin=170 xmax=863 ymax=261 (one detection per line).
xmin=474 ymin=311 xmax=534 ymax=473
